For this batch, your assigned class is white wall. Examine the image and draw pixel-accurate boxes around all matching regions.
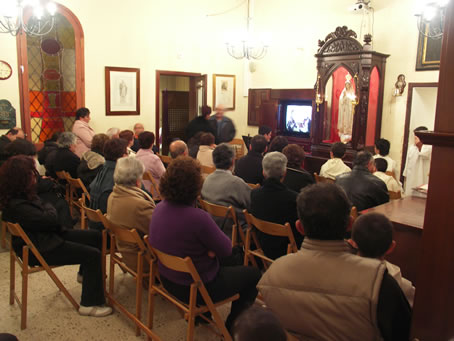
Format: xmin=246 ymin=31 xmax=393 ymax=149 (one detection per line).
xmin=0 ymin=0 xmax=440 ymax=174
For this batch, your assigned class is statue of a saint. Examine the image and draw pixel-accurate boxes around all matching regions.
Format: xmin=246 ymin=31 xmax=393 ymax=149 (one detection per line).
xmin=337 ymin=79 xmax=356 ymax=143
xmin=119 ymin=80 xmax=128 ymax=103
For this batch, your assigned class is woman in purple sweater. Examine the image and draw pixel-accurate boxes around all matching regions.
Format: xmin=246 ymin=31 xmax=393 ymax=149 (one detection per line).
xmin=149 ymin=156 xmax=261 ymax=330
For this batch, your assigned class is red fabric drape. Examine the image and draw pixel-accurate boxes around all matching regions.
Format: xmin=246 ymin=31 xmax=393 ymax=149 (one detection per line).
xmin=366 ymin=67 xmax=379 ymax=146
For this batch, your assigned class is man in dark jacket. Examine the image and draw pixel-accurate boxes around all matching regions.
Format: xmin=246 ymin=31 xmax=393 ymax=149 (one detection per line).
xmin=336 ymin=151 xmax=389 ymax=211
xmin=209 ymin=105 xmax=236 ymax=144
xmin=45 ymin=132 xmax=80 ymax=179
xmin=250 ymin=151 xmax=303 ymax=260
xmin=234 ymin=134 xmax=267 ymax=185
xmin=185 ymin=105 xmax=215 ymax=141
xmin=0 ymin=127 xmax=24 ymax=162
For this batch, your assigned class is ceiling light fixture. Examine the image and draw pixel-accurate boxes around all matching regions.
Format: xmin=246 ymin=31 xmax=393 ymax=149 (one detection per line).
xmin=0 ymin=0 xmax=56 ymax=37
xmin=415 ymin=0 xmax=449 ymax=39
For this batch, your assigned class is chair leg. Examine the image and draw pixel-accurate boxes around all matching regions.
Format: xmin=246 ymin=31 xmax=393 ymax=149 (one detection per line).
xmin=186 ymin=286 xmax=197 ymax=341
xmin=80 ymin=208 xmax=86 ymax=230
xmin=101 ymin=230 xmax=107 ymax=294
xmin=1 ymin=221 xmax=6 ymax=249
xmin=21 ymin=249 xmax=29 ymax=330
xmin=9 ymin=248 xmax=15 ymax=305
xmin=109 ymin=246 xmax=116 ymax=297
xmin=135 ymin=255 xmax=143 ymax=336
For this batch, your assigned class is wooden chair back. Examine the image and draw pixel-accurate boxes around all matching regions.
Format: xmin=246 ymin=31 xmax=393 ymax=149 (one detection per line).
xmin=198 ymin=198 xmax=243 ymax=246
xmin=389 ymin=191 xmax=402 ymax=200
xmin=6 ymin=222 xmax=79 ymax=329
xmin=142 ymin=171 xmax=161 ymax=201
xmin=201 ymin=165 xmax=216 ymax=177
xmin=64 ymin=173 xmax=90 ymax=229
xmin=1 ymin=220 xmax=7 ymax=249
xmin=314 ymin=172 xmax=335 ymax=184
xmin=228 ymin=138 xmax=246 ymax=160
xmin=247 ymin=183 xmax=260 ymax=189
xmin=146 ymin=241 xmax=237 ymax=341
xmin=102 ymin=216 xmax=153 ymax=337
xmin=243 ymin=210 xmax=298 ymax=269
xmin=55 ymin=170 xmax=70 ymax=201
xmin=157 ymin=154 xmax=172 ymax=166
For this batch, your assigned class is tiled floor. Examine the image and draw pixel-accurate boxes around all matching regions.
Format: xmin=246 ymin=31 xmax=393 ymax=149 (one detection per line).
xmin=0 ymin=241 xmax=229 ymax=341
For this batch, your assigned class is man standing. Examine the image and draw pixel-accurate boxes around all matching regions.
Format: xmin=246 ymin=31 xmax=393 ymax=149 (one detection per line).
xmin=336 ymin=151 xmax=389 ymax=211
xmin=258 ymin=183 xmax=411 ymax=341
xmin=131 ymin=123 xmax=145 ymax=152
xmin=403 ymin=126 xmax=432 ymax=197
xmin=185 ymin=105 xmax=215 ymax=141
xmin=209 ymin=105 xmax=236 ymax=144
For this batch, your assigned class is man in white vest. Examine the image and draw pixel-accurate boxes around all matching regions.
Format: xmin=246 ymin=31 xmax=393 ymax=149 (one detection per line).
xmin=258 ymin=183 xmax=411 ymax=341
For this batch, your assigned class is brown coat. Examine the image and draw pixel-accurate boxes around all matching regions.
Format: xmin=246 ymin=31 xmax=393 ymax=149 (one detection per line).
xmin=258 ymin=239 xmax=386 ymax=341
xmin=107 ymin=184 xmax=155 ymax=270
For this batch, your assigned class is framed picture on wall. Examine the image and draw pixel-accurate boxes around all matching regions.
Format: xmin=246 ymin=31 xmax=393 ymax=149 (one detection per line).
xmin=415 ymin=24 xmax=442 ymax=71
xmin=105 ymin=66 xmax=140 ymax=115
xmin=213 ymin=74 xmax=235 ymax=110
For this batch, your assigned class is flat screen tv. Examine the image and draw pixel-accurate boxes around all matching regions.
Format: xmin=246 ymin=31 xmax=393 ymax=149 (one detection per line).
xmin=283 ymin=101 xmax=313 ymax=137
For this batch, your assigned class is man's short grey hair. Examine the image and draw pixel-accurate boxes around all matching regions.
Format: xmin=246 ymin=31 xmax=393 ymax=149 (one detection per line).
xmin=57 ymin=131 xmax=77 ymax=148
xmin=169 ymin=140 xmax=188 ymax=159
xmin=106 ymin=127 xmax=120 ymax=138
xmin=212 ymin=143 xmax=234 ymax=169
xmin=262 ymin=152 xmax=287 ymax=179
xmin=114 ymin=157 xmax=145 ymax=186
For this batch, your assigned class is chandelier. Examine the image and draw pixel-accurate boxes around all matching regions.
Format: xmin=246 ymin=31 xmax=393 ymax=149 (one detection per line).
xmin=0 ymin=0 xmax=57 ymax=36
xmin=415 ymin=0 xmax=449 ymax=39
xmin=225 ymin=0 xmax=268 ymax=60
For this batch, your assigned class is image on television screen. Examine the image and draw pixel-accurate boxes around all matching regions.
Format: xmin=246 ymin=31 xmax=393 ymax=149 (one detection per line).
xmin=286 ymin=105 xmax=312 ymax=133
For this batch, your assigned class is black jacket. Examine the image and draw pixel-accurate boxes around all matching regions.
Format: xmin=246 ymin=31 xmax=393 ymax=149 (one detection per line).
xmin=283 ymin=167 xmax=315 ymax=193
xmin=3 ymin=197 xmax=64 ymax=255
xmin=335 ymin=166 xmax=389 ymax=212
xmin=37 ymin=140 xmax=58 ymax=165
xmin=209 ymin=116 xmax=236 ymax=144
xmin=234 ymin=151 xmax=264 ymax=185
xmin=45 ymin=147 xmax=80 ymax=179
xmin=250 ymin=178 xmax=303 ymax=260
xmin=185 ymin=116 xmax=216 ymax=141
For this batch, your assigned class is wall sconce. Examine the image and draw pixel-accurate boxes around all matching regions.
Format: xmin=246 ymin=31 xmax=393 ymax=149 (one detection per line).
xmin=393 ymin=74 xmax=406 ymax=96
xmin=315 ymin=74 xmax=324 ymax=112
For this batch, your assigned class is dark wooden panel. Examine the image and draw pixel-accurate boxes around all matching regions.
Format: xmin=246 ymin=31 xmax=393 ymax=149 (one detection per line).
xmin=248 ymin=88 xmax=270 ymax=126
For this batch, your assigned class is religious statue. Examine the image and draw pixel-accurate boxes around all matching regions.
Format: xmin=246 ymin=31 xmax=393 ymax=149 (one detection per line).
xmin=119 ymin=79 xmax=128 ymax=103
xmin=337 ymin=76 xmax=356 ymax=143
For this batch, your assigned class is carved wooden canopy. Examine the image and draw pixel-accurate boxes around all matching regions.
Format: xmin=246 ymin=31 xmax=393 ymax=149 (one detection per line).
xmin=317 ymin=26 xmax=363 ymax=55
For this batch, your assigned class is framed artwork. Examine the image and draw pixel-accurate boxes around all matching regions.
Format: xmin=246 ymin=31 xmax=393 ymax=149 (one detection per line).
xmin=105 ymin=66 xmax=140 ymax=115
xmin=213 ymin=74 xmax=236 ymax=110
xmin=416 ymin=23 xmax=442 ymax=71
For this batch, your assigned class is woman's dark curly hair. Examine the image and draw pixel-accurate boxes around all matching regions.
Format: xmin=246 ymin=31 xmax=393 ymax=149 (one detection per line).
xmin=282 ymin=144 xmax=305 ymax=169
xmin=0 ymin=155 xmax=37 ymax=209
xmin=159 ymin=156 xmax=202 ymax=205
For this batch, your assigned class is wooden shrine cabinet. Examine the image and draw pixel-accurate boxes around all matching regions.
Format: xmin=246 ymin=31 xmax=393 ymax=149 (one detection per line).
xmin=309 ymin=26 xmax=389 ymax=170
xmin=248 ymin=88 xmax=270 ymax=126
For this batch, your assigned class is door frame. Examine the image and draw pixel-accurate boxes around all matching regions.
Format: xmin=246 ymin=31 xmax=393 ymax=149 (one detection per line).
xmin=155 ymin=70 xmax=207 ymax=151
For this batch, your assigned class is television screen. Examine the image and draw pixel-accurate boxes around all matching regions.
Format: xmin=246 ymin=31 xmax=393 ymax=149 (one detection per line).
xmin=285 ymin=104 xmax=312 ymax=134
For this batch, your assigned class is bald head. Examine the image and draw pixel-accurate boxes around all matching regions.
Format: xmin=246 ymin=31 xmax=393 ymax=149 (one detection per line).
xmin=133 ymin=123 xmax=144 ymax=136
xmin=215 ymin=104 xmax=226 ymax=120
xmin=169 ymin=140 xmax=188 ymax=159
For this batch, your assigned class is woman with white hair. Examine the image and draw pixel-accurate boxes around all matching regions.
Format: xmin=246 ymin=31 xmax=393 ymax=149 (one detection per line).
xmin=250 ymin=151 xmax=303 ymax=260
xmin=106 ymin=157 xmax=155 ymax=270
xmin=45 ymin=131 xmax=80 ymax=179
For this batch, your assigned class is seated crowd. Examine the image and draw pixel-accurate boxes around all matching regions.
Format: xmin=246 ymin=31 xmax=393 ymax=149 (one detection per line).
xmin=0 ymin=108 xmax=412 ymax=340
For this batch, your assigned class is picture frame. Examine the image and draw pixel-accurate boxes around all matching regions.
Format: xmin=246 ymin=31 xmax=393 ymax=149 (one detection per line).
xmin=415 ymin=23 xmax=442 ymax=71
xmin=213 ymin=74 xmax=236 ymax=110
xmin=105 ymin=66 xmax=140 ymax=115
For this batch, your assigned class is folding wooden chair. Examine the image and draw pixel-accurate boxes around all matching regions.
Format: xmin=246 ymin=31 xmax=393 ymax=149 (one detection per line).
xmin=142 ymin=171 xmax=161 ymax=201
xmin=146 ymin=239 xmax=239 ymax=341
xmin=55 ymin=170 xmax=70 ymax=202
xmin=228 ymin=138 xmax=246 ymax=160
xmin=1 ymin=220 xmax=7 ymax=249
xmin=242 ymin=210 xmax=298 ymax=270
xmin=389 ymin=191 xmax=402 ymax=200
xmin=102 ymin=216 xmax=153 ymax=337
xmin=64 ymin=173 xmax=90 ymax=229
xmin=198 ymin=198 xmax=244 ymax=247
xmin=313 ymin=172 xmax=335 ymax=184
xmin=157 ymin=154 xmax=172 ymax=166
xmin=6 ymin=222 xmax=79 ymax=330
xmin=247 ymin=183 xmax=260 ymax=189
xmin=201 ymin=165 xmax=216 ymax=177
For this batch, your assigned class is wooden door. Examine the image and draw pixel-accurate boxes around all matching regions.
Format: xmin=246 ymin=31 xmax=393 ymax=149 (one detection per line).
xmin=248 ymin=88 xmax=271 ymax=126
xmin=162 ymin=90 xmax=189 ymax=155
xmin=259 ymin=100 xmax=279 ymax=137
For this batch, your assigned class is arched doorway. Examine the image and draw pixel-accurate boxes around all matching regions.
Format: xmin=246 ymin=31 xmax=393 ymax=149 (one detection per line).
xmin=16 ymin=4 xmax=84 ymax=145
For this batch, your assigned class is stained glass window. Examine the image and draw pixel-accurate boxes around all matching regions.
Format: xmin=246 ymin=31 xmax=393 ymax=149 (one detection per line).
xmin=27 ymin=13 xmax=77 ymax=143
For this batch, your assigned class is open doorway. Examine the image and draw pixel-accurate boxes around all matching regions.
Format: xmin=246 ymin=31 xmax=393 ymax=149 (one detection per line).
xmin=155 ymin=71 xmax=207 ymax=155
